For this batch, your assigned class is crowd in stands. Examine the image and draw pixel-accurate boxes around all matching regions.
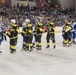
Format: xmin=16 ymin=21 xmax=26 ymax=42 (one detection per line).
xmin=0 ymin=3 xmax=76 ymax=26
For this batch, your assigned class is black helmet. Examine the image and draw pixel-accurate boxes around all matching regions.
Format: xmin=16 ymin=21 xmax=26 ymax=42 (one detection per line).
xmin=47 ymin=18 xmax=50 ymax=21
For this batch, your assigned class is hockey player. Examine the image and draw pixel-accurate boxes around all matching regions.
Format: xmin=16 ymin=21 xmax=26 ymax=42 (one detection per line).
xmin=21 ymin=21 xmax=26 ymax=50
xmin=72 ymin=21 xmax=76 ymax=44
xmin=45 ymin=18 xmax=56 ymax=49
xmin=32 ymin=27 xmax=36 ymax=48
xmin=34 ymin=18 xmax=43 ymax=50
xmin=1 ymin=23 xmax=7 ymax=41
xmin=0 ymin=30 xmax=3 ymax=52
xmin=0 ymin=15 xmax=3 ymax=53
xmin=6 ymin=19 xmax=20 ymax=53
xmin=21 ymin=19 xmax=33 ymax=52
xmin=0 ymin=14 xmax=7 ymax=42
xmin=0 ymin=23 xmax=3 ymax=46
xmin=62 ymin=20 xmax=72 ymax=47
xmin=2 ymin=25 xmax=8 ymax=41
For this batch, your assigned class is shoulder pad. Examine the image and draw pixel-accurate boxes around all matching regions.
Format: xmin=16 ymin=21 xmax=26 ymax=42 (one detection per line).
xmin=28 ymin=24 xmax=32 ymax=27
xmin=39 ymin=23 xmax=42 ymax=26
xmin=67 ymin=22 xmax=71 ymax=25
xmin=13 ymin=24 xmax=17 ymax=27
xmin=50 ymin=22 xmax=54 ymax=25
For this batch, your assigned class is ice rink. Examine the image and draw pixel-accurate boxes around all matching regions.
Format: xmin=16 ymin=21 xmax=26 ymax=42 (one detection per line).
xmin=0 ymin=27 xmax=76 ymax=75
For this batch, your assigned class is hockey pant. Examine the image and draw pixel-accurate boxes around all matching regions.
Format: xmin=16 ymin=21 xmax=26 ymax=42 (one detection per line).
xmin=46 ymin=33 xmax=56 ymax=46
xmin=0 ymin=39 xmax=2 ymax=45
xmin=26 ymin=35 xmax=33 ymax=50
xmin=10 ymin=38 xmax=18 ymax=50
xmin=72 ymin=31 xmax=76 ymax=41
xmin=33 ymin=34 xmax=38 ymax=45
xmin=22 ymin=34 xmax=26 ymax=49
xmin=2 ymin=32 xmax=7 ymax=41
xmin=36 ymin=34 xmax=42 ymax=47
xmin=63 ymin=32 xmax=72 ymax=44
xmin=0 ymin=33 xmax=2 ymax=45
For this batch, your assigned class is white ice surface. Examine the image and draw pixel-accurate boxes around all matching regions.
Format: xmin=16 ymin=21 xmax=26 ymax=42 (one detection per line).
xmin=0 ymin=27 xmax=76 ymax=75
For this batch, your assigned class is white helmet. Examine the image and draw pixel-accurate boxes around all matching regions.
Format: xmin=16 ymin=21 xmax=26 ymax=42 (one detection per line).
xmin=10 ymin=19 xmax=16 ymax=23
xmin=25 ymin=19 xmax=30 ymax=23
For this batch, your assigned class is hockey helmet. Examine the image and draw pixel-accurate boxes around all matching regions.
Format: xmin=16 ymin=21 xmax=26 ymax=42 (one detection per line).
xmin=10 ymin=19 xmax=16 ymax=24
xmin=25 ymin=19 xmax=30 ymax=23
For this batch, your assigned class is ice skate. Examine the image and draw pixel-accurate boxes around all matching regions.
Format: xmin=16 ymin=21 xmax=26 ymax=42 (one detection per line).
xmin=21 ymin=47 xmax=26 ymax=51
xmin=29 ymin=46 xmax=33 ymax=52
xmin=0 ymin=51 xmax=2 ymax=53
xmin=46 ymin=45 xmax=50 ymax=48
xmin=10 ymin=49 xmax=16 ymax=53
xmin=53 ymin=45 xmax=56 ymax=49
xmin=63 ymin=44 xmax=67 ymax=47
xmin=36 ymin=47 xmax=42 ymax=50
